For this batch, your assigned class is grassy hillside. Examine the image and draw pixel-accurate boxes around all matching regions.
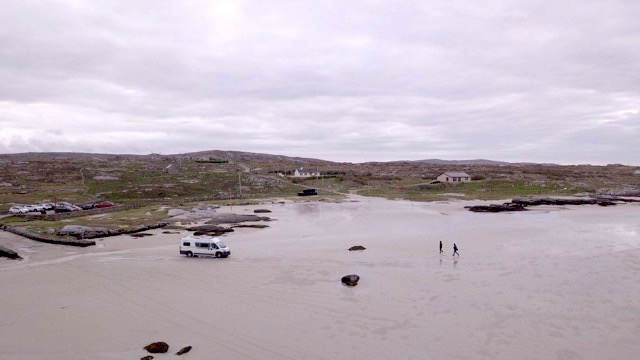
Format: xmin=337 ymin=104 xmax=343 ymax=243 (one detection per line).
xmin=1 ymin=152 xmax=638 ymax=212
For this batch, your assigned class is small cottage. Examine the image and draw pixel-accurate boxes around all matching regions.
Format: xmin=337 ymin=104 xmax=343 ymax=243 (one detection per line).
xmin=293 ymin=169 xmax=320 ymax=178
xmin=437 ymin=172 xmax=471 ymax=183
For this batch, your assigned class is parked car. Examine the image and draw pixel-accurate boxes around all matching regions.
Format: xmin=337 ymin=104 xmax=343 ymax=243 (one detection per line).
xmin=95 ymin=201 xmax=114 ymax=208
xmin=72 ymin=205 xmax=83 ymax=211
xmin=9 ymin=206 xmax=28 ymax=214
xmin=297 ymin=188 xmax=318 ymax=196
xmin=80 ymin=204 xmax=95 ymax=210
xmin=23 ymin=205 xmax=42 ymax=212
xmin=40 ymin=203 xmax=54 ymax=211
xmin=54 ymin=204 xmax=76 ymax=213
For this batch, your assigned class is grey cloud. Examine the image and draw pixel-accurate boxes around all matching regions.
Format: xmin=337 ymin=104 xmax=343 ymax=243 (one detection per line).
xmin=0 ymin=0 xmax=639 ymax=164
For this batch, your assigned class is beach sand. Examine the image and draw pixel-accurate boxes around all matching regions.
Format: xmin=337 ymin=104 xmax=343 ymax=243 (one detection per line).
xmin=1 ymin=196 xmax=639 ymax=359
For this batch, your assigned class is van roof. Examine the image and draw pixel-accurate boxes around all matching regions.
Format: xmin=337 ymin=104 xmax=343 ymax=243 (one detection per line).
xmin=181 ymin=235 xmax=221 ymax=243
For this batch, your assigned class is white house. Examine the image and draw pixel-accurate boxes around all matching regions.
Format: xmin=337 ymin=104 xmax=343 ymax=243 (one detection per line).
xmin=634 ymin=170 xmax=640 ymax=176
xmin=293 ymin=168 xmax=320 ymax=178
xmin=437 ymin=172 xmax=471 ymax=183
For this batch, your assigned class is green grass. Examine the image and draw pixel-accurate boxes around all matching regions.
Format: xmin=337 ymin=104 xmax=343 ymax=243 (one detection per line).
xmin=357 ymin=179 xmax=580 ymax=201
xmin=0 ymin=216 xmax=26 ymax=224
xmin=2 ymin=158 xmax=637 ymax=214
xmin=2 ymin=206 xmax=172 ymax=237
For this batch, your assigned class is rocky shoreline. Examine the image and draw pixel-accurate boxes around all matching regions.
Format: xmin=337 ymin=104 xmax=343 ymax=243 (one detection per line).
xmin=465 ymin=196 xmax=640 ymax=213
xmin=0 ymin=207 xmax=273 ymax=259
xmin=0 ymin=224 xmax=96 ymax=248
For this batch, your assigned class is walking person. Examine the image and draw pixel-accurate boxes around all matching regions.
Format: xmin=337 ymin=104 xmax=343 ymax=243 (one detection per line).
xmin=453 ymin=243 xmax=459 ymax=256
xmin=439 ymin=240 xmax=443 ymax=254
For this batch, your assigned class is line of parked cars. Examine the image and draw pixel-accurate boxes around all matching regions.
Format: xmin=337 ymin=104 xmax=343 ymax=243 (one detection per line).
xmin=9 ymin=201 xmax=114 ymax=215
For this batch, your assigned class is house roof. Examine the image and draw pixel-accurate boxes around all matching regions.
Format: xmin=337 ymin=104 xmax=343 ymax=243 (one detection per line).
xmin=441 ymin=172 xmax=470 ymax=177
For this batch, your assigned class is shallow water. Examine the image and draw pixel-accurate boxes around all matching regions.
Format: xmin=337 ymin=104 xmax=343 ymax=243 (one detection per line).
xmin=1 ymin=196 xmax=639 ymax=359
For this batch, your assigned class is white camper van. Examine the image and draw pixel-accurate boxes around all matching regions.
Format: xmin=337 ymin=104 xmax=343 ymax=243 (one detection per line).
xmin=180 ymin=235 xmax=230 ymax=258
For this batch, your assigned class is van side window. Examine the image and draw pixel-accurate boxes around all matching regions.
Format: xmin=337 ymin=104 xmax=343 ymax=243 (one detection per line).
xmin=212 ymin=244 xmax=219 ymax=249
xmin=182 ymin=242 xmax=190 ymax=246
xmin=196 ymin=242 xmax=208 ymax=248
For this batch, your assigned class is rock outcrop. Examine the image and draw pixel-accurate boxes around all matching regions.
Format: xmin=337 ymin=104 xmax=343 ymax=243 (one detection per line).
xmin=187 ymin=225 xmax=234 ymax=236
xmin=0 ymin=224 xmax=95 ymax=247
xmin=204 ymin=213 xmax=270 ymax=225
xmin=348 ymin=245 xmax=366 ymax=251
xmin=54 ymin=223 xmax=167 ymax=239
xmin=57 ymin=225 xmax=110 ymax=238
xmin=130 ymin=233 xmax=154 ymax=238
xmin=511 ymin=197 xmax=616 ymax=206
xmin=465 ymin=203 xmax=527 ymax=213
xmin=466 ymin=196 xmax=630 ymax=213
xmin=254 ymin=209 xmax=272 ymax=213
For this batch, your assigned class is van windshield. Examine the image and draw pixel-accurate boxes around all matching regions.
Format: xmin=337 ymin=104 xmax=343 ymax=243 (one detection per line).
xmin=217 ymin=241 xmax=227 ymax=248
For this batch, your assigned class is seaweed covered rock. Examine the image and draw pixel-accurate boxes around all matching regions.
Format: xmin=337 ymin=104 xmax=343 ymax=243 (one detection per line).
xmin=176 ymin=346 xmax=193 ymax=355
xmin=341 ymin=274 xmax=360 ymax=287
xmin=144 ymin=341 xmax=169 ymax=353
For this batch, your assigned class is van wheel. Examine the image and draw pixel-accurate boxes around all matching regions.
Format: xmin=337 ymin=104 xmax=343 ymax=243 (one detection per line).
xmin=186 ymin=251 xmax=193 ymax=257
xmin=215 ymin=252 xmax=222 ymax=258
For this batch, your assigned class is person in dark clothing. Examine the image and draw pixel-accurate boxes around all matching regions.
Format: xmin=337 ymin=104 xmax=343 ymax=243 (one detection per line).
xmin=453 ymin=243 xmax=459 ymax=256
xmin=439 ymin=241 xmax=443 ymax=254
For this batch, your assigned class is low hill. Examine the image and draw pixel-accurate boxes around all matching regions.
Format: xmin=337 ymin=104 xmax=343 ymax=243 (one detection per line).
xmin=1 ymin=150 xmax=638 ymax=209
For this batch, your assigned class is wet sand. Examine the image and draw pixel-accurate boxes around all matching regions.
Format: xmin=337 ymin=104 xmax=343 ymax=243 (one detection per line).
xmin=1 ymin=196 xmax=639 ymax=359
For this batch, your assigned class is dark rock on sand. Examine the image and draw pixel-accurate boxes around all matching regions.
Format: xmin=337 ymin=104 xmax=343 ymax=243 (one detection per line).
xmin=348 ymin=245 xmax=366 ymax=251
xmin=465 ymin=203 xmax=527 ymax=213
xmin=188 ymin=224 xmax=235 ymax=236
xmin=511 ymin=197 xmax=614 ymax=206
xmin=0 ymin=245 xmax=22 ymax=260
xmin=144 ymin=342 xmax=169 ymax=353
xmin=232 ymin=224 xmax=269 ymax=229
xmin=130 ymin=233 xmax=154 ymax=238
xmin=467 ymin=196 xmax=624 ymax=213
xmin=57 ymin=225 xmax=110 ymax=238
xmin=341 ymin=274 xmax=360 ymax=287
xmin=187 ymin=224 xmax=232 ymax=232
xmin=254 ymin=209 xmax=272 ymax=213
xmin=204 ymin=213 xmax=270 ymax=225
xmin=176 ymin=346 xmax=193 ymax=355
xmin=141 ymin=356 xmax=153 ymax=360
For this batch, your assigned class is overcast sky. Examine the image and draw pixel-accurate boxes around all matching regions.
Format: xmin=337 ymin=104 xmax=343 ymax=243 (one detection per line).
xmin=1 ymin=1 xmax=638 ymax=165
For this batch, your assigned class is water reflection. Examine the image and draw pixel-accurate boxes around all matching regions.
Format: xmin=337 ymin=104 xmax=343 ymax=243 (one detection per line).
xmin=294 ymin=203 xmax=321 ymax=215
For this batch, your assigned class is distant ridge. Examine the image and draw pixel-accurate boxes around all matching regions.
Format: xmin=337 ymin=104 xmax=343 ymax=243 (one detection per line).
xmin=412 ymin=159 xmax=511 ymax=165
xmin=0 ymin=150 xmax=336 ymax=165
xmin=0 ymin=151 xmax=553 ymax=166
